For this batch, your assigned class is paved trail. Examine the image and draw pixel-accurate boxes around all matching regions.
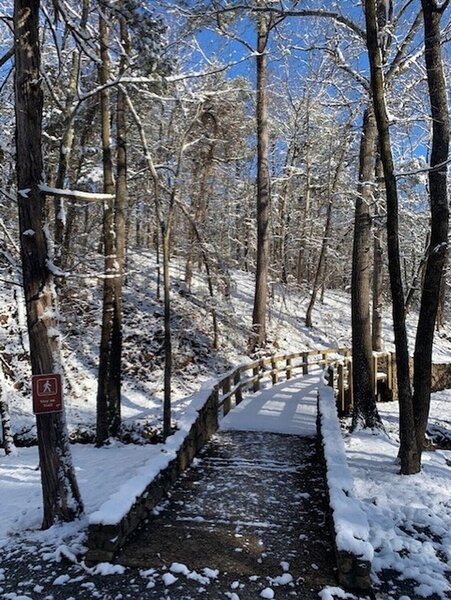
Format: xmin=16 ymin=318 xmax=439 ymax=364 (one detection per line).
xmin=116 ymin=430 xmax=337 ymax=598
xmin=0 ymin=376 xmax=360 ymax=599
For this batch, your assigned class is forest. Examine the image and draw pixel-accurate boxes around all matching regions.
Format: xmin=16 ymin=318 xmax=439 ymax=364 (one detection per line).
xmin=1 ymin=0 xmax=450 ymax=562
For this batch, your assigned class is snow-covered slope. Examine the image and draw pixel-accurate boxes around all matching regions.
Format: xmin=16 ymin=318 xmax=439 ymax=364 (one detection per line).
xmin=3 ymin=249 xmax=451 ymax=441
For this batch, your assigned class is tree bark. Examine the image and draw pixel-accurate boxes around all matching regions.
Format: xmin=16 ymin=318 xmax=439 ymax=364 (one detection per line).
xmin=297 ymin=96 xmax=312 ymax=285
xmin=14 ymin=0 xmax=83 ymax=525
xmin=107 ymin=16 xmax=130 ymax=443
xmin=413 ymin=0 xmax=450 ymax=454
xmin=365 ymin=0 xmax=420 ymax=473
xmin=351 ymin=107 xmax=381 ymax=430
xmin=250 ymin=10 xmax=270 ymax=350
xmin=96 ymin=12 xmax=120 ymax=445
xmin=372 ymin=156 xmax=384 ymax=351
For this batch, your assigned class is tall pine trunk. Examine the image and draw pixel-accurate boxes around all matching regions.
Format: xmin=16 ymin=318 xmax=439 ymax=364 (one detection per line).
xmin=250 ymin=11 xmax=270 ymax=350
xmin=413 ymin=0 xmax=449 ymax=454
xmin=96 ymin=13 xmax=120 ymax=445
xmin=372 ymin=156 xmax=384 ymax=351
xmin=351 ymin=107 xmax=381 ymax=430
xmin=14 ymin=0 xmax=83 ymax=525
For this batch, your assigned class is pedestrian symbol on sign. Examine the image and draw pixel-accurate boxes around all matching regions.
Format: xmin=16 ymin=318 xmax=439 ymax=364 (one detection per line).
xmin=38 ymin=377 xmax=57 ymax=396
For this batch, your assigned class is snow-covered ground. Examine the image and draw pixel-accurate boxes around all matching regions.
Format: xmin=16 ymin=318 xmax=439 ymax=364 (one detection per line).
xmin=344 ymin=400 xmax=451 ymax=599
xmin=1 ymin=251 xmax=451 ymax=598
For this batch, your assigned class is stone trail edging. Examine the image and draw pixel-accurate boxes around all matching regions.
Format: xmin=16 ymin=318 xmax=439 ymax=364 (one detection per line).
xmin=85 ymin=384 xmax=219 ymax=563
xmin=317 ymin=378 xmax=373 ymax=591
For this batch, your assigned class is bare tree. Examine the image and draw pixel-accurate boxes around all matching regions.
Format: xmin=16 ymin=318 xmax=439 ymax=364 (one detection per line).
xmin=14 ymin=0 xmax=83 ymax=525
xmin=351 ymin=107 xmax=382 ymax=430
xmin=365 ymin=0 xmax=420 ymax=473
xmin=412 ymin=0 xmax=450 ymax=454
xmin=96 ymin=9 xmax=120 ymax=445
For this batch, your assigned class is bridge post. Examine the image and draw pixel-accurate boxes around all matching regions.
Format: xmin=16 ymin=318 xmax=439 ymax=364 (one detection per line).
xmin=286 ymin=357 xmax=292 ymax=380
xmin=271 ymin=357 xmax=279 ymax=385
xmin=234 ymin=370 xmax=243 ymax=405
xmin=345 ymin=358 xmax=353 ymax=414
xmin=210 ymin=386 xmax=219 ymax=433
xmin=253 ymin=363 xmax=260 ymax=393
xmin=372 ymin=354 xmax=378 ymax=401
xmin=302 ymin=352 xmax=309 ymax=375
xmin=338 ymin=362 xmax=345 ymax=414
xmin=387 ymin=352 xmax=394 ymax=399
xmin=223 ymin=377 xmax=231 ymax=416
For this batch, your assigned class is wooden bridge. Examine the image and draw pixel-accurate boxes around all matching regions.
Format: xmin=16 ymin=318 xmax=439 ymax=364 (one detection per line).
xmin=86 ymin=345 xmax=390 ymax=594
xmin=214 ymin=346 xmax=395 ymax=418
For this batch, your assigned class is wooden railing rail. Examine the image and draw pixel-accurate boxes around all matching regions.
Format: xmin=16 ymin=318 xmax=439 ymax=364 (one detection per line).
xmin=325 ymin=350 xmax=396 ymax=416
xmin=216 ymin=346 xmax=350 ymax=418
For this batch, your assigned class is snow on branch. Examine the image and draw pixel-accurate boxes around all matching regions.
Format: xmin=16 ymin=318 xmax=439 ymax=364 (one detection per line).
xmin=395 ymin=156 xmax=451 ymax=178
xmin=38 ymin=184 xmax=115 ymax=202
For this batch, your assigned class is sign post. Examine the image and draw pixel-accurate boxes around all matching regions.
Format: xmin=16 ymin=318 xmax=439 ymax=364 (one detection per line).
xmin=32 ymin=374 xmax=63 ymax=414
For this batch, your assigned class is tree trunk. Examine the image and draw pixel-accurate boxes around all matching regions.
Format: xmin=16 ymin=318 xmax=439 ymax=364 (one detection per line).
xmin=372 ymin=224 xmax=384 ymax=351
xmin=0 ymin=364 xmax=15 ymax=455
xmin=107 ymin=17 xmax=130 ymax=443
xmin=351 ymin=107 xmax=381 ymax=430
xmin=14 ymin=0 xmax=83 ymax=526
xmin=96 ymin=12 xmax=120 ymax=445
xmin=372 ymin=156 xmax=384 ymax=351
xmin=405 ymin=232 xmax=430 ymax=313
xmin=413 ymin=0 xmax=450 ymax=455
xmin=365 ymin=0 xmax=420 ymax=473
xmin=250 ymin=11 xmax=270 ymax=350
xmin=53 ymin=0 xmax=89 ymax=271
xmin=162 ymin=193 xmax=176 ymax=439
xmin=297 ymin=99 xmax=312 ymax=285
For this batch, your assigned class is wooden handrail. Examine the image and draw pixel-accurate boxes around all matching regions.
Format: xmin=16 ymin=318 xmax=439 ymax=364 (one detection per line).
xmin=215 ymin=346 xmax=396 ymax=418
xmin=215 ymin=346 xmax=351 ymax=417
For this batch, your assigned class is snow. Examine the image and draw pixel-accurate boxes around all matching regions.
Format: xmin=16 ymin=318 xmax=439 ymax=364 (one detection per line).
xmin=90 ymin=563 xmax=126 ymax=576
xmin=269 ymin=572 xmax=293 ymax=585
xmin=220 ymin=373 xmax=319 ymax=436
xmin=319 ymin=587 xmax=358 ymax=600
xmin=260 ymin=587 xmax=275 ymax=598
xmin=89 ymin=382 xmax=214 ymax=525
xmin=318 ymin=380 xmax=374 ymax=562
xmin=344 ymin=399 xmax=451 ymax=598
xmin=162 ymin=572 xmax=177 ymax=586
xmin=169 ymin=562 xmax=190 ymax=575
xmin=1 ymin=251 xmax=451 ymax=598
xmin=38 ymin=183 xmax=114 ymax=202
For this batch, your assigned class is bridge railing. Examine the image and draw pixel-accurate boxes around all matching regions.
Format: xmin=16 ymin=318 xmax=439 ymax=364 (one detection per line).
xmin=216 ymin=347 xmax=396 ymax=418
xmin=216 ymin=346 xmax=351 ymax=418
xmin=324 ymin=350 xmax=396 ymax=416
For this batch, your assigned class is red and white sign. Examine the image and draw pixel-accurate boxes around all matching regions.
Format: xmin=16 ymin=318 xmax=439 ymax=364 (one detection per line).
xmin=32 ymin=373 xmax=63 ymax=414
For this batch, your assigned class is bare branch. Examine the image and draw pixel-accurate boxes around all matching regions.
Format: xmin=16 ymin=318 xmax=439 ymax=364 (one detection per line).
xmin=180 ymin=5 xmax=365 ymax=40
xmin=0 ymin=47 xmax=13 ymax=69
xmin=386 ymin=10 xmax=423 ymax=83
